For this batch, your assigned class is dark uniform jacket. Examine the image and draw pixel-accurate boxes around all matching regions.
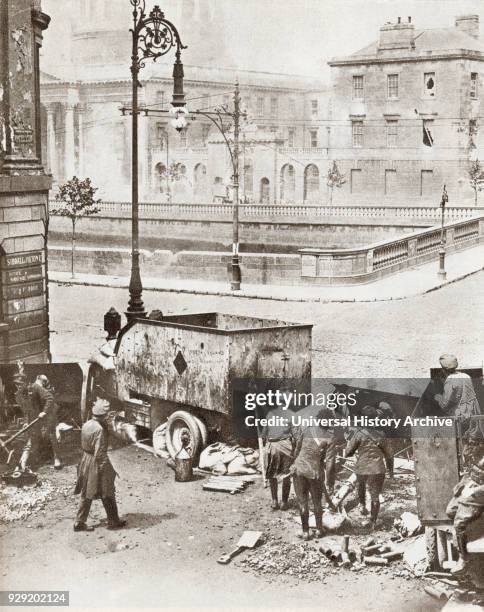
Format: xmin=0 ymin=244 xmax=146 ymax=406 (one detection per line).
xmin=30 ymin=382 xmax=57 ymax=432
xmin=290 ymin=425 xmax=331 ymax=480
xmin=74 ymin=418 xmax=117 ymax=499
xmin=345 ymin=428 xmax=390 ymax=475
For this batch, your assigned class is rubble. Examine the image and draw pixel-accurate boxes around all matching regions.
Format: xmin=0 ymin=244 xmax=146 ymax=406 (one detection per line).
xmin=0 ymin=479 xmax=70 ymax=523
xmin=239 ymin=536 xmax=330 ymax=581
xmin=394 ymin=512 xmax=423 ymax=538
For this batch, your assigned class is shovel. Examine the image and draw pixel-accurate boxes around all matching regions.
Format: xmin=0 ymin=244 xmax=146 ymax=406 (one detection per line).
xmin=217 ymin=530 xmax=263 ymax=565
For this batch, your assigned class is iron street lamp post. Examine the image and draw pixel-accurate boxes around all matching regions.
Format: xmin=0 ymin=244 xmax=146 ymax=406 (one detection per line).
xmin=438 ymin=185 xmax=448 ymax=280
xmin=193 ymin=83 xmax=245 ymax=290
xmin=121 ymin=82 xmax=245 ymax=290
xmin=127 ymin=0 xmax=186 ymax=322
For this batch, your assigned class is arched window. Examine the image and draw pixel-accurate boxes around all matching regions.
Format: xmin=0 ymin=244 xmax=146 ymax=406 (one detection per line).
xmin=280 ymin=164 xmax=295 ymax=202
xmin=260 ymin=177 xmax=270 ymax=204
xmin=304 ymin=164 xmax=320 ymax=201
xmin=155 ymin=162 xmax=167 ymax=193
xmin=193 ymin=163 xmax=207 ymax=199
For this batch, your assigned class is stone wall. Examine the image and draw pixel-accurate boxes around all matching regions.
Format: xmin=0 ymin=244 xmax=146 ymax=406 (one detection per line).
xmin=48 ymin=246 xmax=302 ymax=286
xmin=48 ymin=214 xmax=424 ymax=252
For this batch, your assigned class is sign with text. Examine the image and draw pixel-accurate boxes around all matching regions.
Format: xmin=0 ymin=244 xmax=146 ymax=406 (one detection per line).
xmin=1 ymin=252 xmax=42 ymax=269
xmin=4 ymin=281 xmax=44 ymax=300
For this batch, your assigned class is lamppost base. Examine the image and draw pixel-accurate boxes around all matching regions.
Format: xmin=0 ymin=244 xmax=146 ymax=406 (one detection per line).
xmin=438 ymin=271 xmax=447 ymax=281
xmin=231 ymin=257 xmax=241 ymax=291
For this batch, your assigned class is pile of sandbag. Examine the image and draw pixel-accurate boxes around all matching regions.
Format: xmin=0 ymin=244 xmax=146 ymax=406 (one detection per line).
xmin=199 ymin=442 xmax=260 ymax=475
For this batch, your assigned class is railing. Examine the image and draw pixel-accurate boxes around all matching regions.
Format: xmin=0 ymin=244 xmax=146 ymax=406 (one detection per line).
xmin=300 ymin=215 xmax=484 ymax=283
xmin=48 ymin=200 xmax=484 ymax=224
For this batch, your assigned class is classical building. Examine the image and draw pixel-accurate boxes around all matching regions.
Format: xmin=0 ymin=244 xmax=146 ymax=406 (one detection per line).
xmin=40 ymin=4 xmax=483 ymax=206
xmin=39 ymin=0 xmax=328 ymax=204
xmin=327 ymin=14 xmax=484 ymax=204
xmin=0 ymin=0 xmax=52 ymax=363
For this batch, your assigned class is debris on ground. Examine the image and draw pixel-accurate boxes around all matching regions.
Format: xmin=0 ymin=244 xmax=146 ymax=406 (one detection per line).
xmin=394 ymin=512 xmax=423 ymax=538
xmin=0 ymin=479 xmax=70 ymax=523
xmin=403 ymin=534 xmax=428 ymax=576
xmin=239 ymin=536 xmax=330 ymax=580
xmin=199 ymin=443 xmax=260 ymax=475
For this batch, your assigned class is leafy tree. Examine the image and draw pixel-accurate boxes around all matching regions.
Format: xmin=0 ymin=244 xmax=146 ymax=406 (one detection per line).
xmin=326 ymin=161 xmax=346 ymax=205
xmin=469 ymin=159 xmax=484 ymax=206
xmin=51 ymin=177 xmax=101 ymax=277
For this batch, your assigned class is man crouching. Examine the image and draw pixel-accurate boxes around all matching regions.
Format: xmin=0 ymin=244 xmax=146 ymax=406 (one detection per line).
xmin=73 ymin=399 xmax=126 ymax=532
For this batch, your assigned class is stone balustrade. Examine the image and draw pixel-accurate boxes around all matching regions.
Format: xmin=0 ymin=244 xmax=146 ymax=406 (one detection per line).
xmin=48 ymin=200 xmax=484 ymax=223
xmin=299 ymin=216 xmax=484 ymax=284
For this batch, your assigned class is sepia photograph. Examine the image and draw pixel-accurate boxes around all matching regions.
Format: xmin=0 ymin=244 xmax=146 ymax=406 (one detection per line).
xmin=0 ymin=0 xmax=484 ymax=610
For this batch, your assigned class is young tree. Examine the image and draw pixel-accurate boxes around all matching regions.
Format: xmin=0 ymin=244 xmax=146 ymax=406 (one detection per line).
xmin=326 ymin=161 xmax=346 ymax=205
xmin=51 ymin=177 xmax=101 ymax=278
xmin=469 ymin=159 xmax=484 ymax=206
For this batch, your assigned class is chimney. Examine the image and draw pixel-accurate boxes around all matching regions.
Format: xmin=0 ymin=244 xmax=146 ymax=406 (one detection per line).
xmin=455 ymin=15 xmax=479 ymax=39
xmin=378 ymin=18 xmax=415 ymax=51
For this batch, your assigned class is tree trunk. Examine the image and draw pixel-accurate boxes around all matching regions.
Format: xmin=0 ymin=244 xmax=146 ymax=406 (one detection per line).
xmin=329 ymin=186 xmax=333 ymax=206
xmin=475 ymin=188 xmax=478 ymax=206
xmin=71 ymin=219 xmax=76 ymax=279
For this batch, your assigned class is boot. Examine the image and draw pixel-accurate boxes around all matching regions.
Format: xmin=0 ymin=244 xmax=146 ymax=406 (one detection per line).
xmin=103 ymin=498 xmax=127 ymax=530
xmin=370 ymin=501 xmax=380 ymax=530
xmin=73 ymin=523 xmax=94 ymax=532
xmin=359 ymin=503 xmax=368 ymax=516
xmin=452 ymin=535 xmax=470 ymax=575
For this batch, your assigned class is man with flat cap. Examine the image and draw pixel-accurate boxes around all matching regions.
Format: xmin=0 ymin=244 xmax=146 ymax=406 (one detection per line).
xmin=434 ymin=354 xmax=483 ymax=466
xmin=74 ymin=399 xmax=126 ymax=532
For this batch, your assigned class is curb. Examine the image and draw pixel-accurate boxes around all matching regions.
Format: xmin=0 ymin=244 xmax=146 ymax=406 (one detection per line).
xmin=50 ymin=265 xmax=484 ymax=304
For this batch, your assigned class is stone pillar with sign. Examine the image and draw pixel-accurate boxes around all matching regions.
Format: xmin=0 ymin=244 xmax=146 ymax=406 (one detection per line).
xmin=0 ymin=0 xmax=52 ymax=363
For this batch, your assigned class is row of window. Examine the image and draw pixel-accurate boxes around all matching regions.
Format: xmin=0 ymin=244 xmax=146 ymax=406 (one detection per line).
xmin=351 ymin=119 xmax=478 ymax=148
xmin=352 ymin=71 xmax=479 ymax=100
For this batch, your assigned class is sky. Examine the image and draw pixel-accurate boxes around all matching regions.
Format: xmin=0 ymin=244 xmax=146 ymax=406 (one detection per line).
xmin=41 ymin=0 xmax=484 ymax=81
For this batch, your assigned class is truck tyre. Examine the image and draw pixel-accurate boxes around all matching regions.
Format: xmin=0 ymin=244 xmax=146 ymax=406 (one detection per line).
xmin=425 ymin=527 xmax=439 ymax=571
xmin=192 ymin=415 xmax=208 ymax=449
xmin=166 ymin=411 xmax=202 ymax=459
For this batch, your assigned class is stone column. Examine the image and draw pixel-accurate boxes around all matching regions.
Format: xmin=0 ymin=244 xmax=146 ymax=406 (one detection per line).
xmin=64 ymin=104 xmax=75 ymax=179
xmin=46 ymin=105 xmax=56 ymax=176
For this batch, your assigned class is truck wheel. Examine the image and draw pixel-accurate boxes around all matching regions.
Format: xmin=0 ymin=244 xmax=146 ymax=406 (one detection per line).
xmin=425 ymin=527 xmax=439 ymax=571
xmin=166 ymin=411 xmax=202 ymax=459
xmin=192 ymin=415 xmax=208 ymax=449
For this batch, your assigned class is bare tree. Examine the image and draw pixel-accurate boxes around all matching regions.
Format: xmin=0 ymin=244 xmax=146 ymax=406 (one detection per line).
xmin=326 ymin=161 xmax=346 ymax=205
xmin=51 ymin=177 xmax=101 ymax=278
xmin=469 ymin=159 xmax=484 ymax=206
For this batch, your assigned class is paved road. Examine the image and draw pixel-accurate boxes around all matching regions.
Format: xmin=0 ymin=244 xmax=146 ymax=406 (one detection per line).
xmin=50 ymin=271 xmax=484 ymax=377
xmin=1 ymin=443 xmax=441 ymax=612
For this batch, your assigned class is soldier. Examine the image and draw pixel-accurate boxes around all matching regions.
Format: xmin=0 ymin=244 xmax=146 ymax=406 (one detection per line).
xmin=290 ymin=410 xmax=335 ymax=540
xmin=74 ymin=399 xmax=126 ymax=532
xmin=17 ymin=374 xmax=61 ymax=471
xmin=345 ymin=405 xmax=392 ymax=530
xmin=434 ymin=354 xmax=483 ymax=467
xmin=446 ymin=455 xmax=484 ymax=575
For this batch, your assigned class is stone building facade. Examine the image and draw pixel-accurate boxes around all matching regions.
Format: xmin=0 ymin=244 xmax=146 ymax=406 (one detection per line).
xmin=39 ymin=5 xmax=484 ymax=207
xmin=39 ymin=0 xmax=329 ymax=204
xmin=327 ymin=14 xmax=484 ymax=204
xmin=0 ymin=0 xmax=51 ymax=363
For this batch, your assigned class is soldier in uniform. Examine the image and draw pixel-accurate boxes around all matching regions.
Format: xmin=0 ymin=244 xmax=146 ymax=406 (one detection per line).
xmin=345 ymin=405 xmax=392 ymax=530
xmin=446 ymin=455 xmax=484 ymax=575
xmin=290 ymin=414 xmax=335 ymax=540
xmin=17 ymin=374 xmax=61 ymax=471
xmin=73 ymin=399 xmax=126 ymax=532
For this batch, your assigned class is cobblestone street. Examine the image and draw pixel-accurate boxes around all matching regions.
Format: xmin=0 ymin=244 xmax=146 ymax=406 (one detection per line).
xmin=50 ymin=271 xmax=484 ymax=377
